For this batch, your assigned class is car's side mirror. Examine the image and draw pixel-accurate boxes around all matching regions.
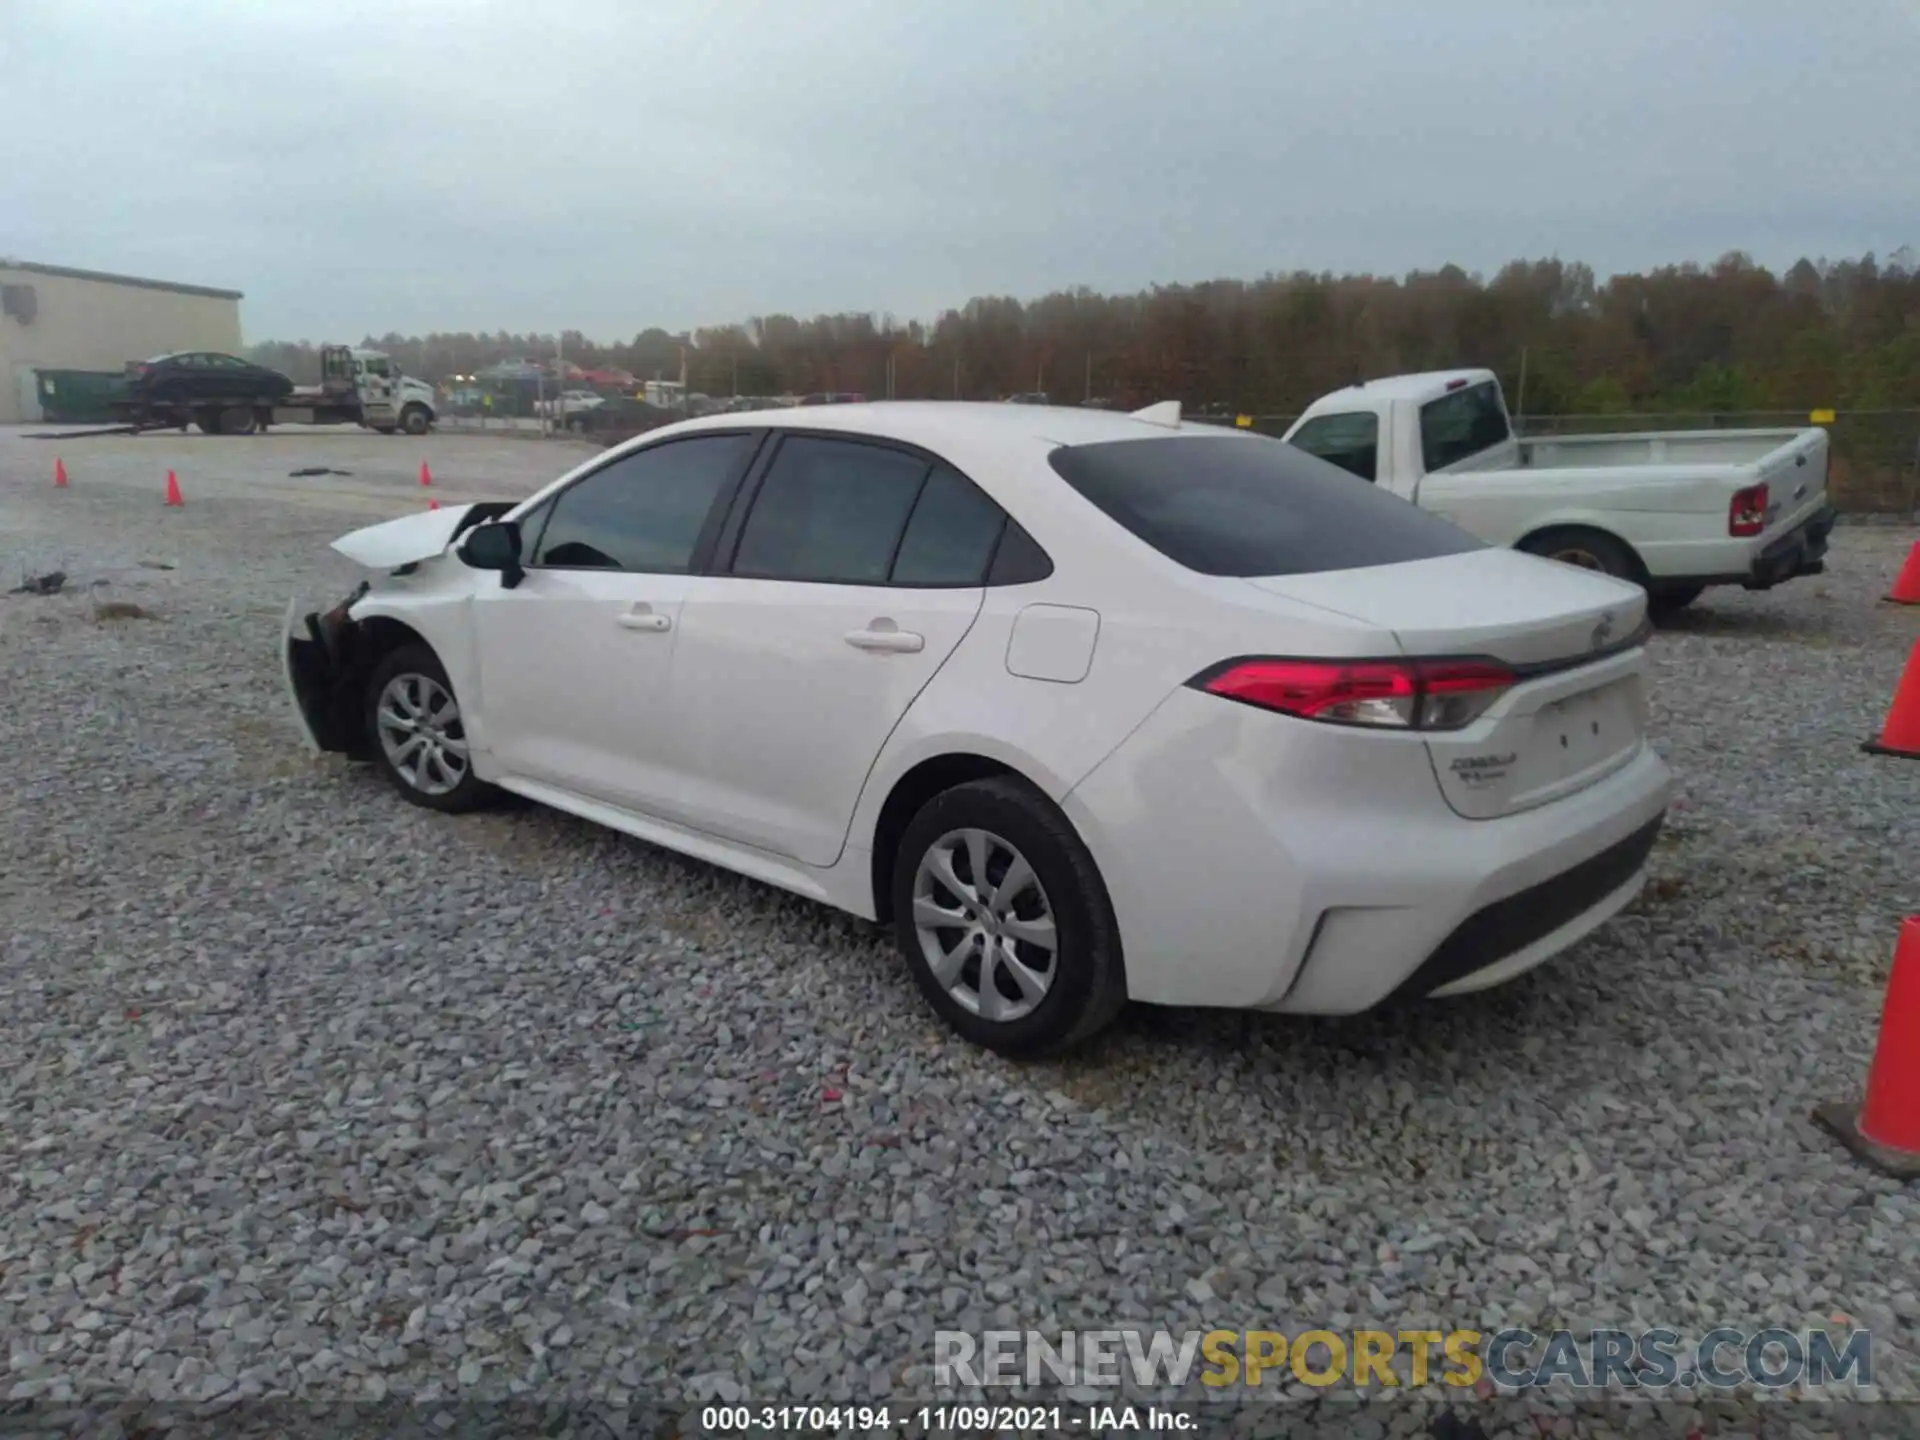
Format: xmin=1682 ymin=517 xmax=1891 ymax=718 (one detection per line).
xmin=458 ymin=520 xmax=525 ymax=589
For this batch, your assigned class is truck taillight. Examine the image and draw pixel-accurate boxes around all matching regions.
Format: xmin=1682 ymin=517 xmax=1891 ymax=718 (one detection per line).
xmin=1729 ymin=483 xmax=1770 ymax=537
xmin=1191 ymin=657 xmax=1515 ymax=731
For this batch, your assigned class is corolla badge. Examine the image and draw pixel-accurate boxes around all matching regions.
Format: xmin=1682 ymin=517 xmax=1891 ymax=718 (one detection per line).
xmin=1590 ymin=611 xmax=1615 ymax=650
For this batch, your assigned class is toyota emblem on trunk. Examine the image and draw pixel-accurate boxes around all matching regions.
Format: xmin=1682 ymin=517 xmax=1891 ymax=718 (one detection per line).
xmin=1590 ymin=612 xmax=1615 ymax=650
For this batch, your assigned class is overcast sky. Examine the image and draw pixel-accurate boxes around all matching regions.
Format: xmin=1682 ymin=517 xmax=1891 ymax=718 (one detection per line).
xmin=4 ymin=0 xmax=1917 ymax=343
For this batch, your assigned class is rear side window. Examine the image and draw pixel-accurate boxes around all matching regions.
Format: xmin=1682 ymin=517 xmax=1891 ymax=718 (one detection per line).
xmin=732 ymin=435 xmax=931 ymax=584
xmin=890 ymin=464 xmax=1007 ymax=586
xmin=1287 ymin=412 xmax=1379 ymax=482
xmin=1047 ymin=434 xmax=1484 ymax=578
xmin=1419 ymin=381 xmax=1511 ymax=473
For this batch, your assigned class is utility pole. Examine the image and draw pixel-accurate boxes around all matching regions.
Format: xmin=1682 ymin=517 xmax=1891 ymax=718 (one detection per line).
xmin=953 ymin=356 xmax=960 ymax=400
xmin=1085 ymin=350 xmax=1092 ymax=403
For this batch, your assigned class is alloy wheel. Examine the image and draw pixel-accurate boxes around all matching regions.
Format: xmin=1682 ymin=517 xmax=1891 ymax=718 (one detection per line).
xmin=375 ymin=673 xmax=470 ymax=796
xmin=910 ymin=827 xmax=1058 ymax=1022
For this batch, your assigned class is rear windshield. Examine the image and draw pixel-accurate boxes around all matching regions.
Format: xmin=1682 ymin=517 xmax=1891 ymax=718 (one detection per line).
xmin=1419 ymin=380 xmax=1511 ymax=472
xmin=1046 ymin=433 xmax=1485 ymax=577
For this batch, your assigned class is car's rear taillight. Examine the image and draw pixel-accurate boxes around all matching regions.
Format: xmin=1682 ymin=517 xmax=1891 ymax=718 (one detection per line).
xmin=1191 ymin=656 xmax=1515 ymax=731
xmin=1729 ymin=482 xmax=1770 ymax=537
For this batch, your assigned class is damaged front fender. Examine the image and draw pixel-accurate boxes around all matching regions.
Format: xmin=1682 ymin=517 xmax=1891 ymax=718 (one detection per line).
xmin=282 ymin=501 xmax=516 ymax=759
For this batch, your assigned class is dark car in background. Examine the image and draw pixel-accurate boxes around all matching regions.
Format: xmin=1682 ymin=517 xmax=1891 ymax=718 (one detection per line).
xmin=563 ymin=394 xmax=679 ymax=445
xmin=127 ymin=352 xmax=295 ymax=408
xmin=795 ymin=392 xmax=867 ymax=406
xmin=117 ymin=351 xmax=299 ymax=434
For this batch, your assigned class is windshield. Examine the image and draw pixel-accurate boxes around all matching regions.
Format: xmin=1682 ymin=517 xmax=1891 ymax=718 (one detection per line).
xmin=1047 ymin=433 xmax=1484 ymax=577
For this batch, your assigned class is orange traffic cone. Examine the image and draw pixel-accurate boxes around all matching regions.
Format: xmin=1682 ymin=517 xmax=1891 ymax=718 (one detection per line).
xmin=1815 ymin=916 xmax=1920 ymax=1177
xmin=54 ymin=458 xmax=68 ymax=488
xmin=1887 ymin=542 xmax=1920 ymax=605
xmin=419 ymin=461 xmax=432 ymax=488
xmin=164 ymin=470 xmax=183 ymax=507
xmin=427 ymin=498 xmax=440 ymax=511
xmin=1862 ymin=638 xmax=1920 ymax=759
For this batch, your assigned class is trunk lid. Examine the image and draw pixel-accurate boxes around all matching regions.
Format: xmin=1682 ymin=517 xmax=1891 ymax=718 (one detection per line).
xmin=1243 ymin=548 xmax=1647 ymax=667
xmin=1243 ymin=549 xmax=1653 ymax=819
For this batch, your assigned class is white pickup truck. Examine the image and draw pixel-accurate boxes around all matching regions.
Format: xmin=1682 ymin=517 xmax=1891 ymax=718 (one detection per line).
xmin=1280 ymin=368 xmax=1837 ymax=615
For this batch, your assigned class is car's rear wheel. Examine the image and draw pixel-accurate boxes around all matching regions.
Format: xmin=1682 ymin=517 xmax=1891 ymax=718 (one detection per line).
xmin=365 ymin=645 xmax=497 ymax=813
xmin=891 ymin=776 xmax=1125 ymax=1057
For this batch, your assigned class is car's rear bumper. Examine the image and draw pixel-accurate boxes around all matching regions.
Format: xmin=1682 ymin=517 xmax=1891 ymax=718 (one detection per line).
xmin=1062 ymin=685 xmax=1673 ymax=1013
xmin=1381 ymin=812 xmax=1663 ymax=1001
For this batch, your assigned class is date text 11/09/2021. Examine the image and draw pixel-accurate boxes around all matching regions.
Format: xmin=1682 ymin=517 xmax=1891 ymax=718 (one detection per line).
xmin=701 ymin=1406 xmax=1195 ymax=1432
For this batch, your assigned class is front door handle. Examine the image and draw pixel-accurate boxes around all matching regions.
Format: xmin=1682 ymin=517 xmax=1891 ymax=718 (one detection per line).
xmin=845 ymin=624 xmax=924 ymax=654
xmin=617 ymin=604 xmax=671 ymax=633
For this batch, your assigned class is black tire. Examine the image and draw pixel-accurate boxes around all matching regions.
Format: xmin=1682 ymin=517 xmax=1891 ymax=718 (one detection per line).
xmin=1648 ymin=585 xmax=1705 ymax=619
xmin=195 ymin=409 xmax=223 ymax=436
xmin=401 ymin=404 xmax=431 ymax=435
xmin=890 ymin=775 xmax=1126 ymax=1057
xmin=219 ymin=406 xmax=257 ymax=436
xmin=363 ymin=644 xmax=498 ymax=814
xmin=1517 ymin=526 xmax=1642 ymax=582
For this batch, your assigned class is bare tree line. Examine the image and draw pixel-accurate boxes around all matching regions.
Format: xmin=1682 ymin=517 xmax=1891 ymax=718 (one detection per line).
xmin=249 ymin=249 xmax=1920 ymax=418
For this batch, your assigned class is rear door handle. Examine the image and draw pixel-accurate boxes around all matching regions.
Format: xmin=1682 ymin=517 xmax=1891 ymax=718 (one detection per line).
xmin=845 ymin=625 xmax=924 ymax=654
xmin=617 ymin=604 xmax=671 ymax=633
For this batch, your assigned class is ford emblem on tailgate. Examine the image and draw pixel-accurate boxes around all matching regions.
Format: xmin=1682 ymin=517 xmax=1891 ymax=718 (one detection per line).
xmin=1590 ymin=611 xmax=1615 ymax=650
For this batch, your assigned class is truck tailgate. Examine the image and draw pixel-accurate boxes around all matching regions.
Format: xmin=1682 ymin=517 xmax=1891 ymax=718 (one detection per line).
xmin=1754 ymin=427 xmax=1831 ymax=540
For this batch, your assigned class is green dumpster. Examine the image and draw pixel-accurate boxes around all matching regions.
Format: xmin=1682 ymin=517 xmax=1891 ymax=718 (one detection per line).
xmin=35 ymin=369 xmax=130 ymax=424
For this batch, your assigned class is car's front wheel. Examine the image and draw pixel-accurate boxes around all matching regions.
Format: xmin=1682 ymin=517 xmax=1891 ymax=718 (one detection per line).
xmin=365 ymin=644 xmax=497 ymax=812
xmin=891 ymin=776 xmax=1126 ymax=1057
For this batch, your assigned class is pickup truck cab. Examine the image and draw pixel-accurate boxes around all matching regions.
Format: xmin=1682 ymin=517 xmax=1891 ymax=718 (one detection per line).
xmin=1281 ymin=369 xmax=1836 ymax=614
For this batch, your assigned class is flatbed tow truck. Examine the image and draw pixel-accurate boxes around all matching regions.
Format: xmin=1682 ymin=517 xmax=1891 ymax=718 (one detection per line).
xmin=107 ymin=345 xmax=438 ymax=437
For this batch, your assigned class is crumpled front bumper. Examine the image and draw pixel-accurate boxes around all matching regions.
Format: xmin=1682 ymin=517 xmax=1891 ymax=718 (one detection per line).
xmin=280 ymin=582 xmax=374 ymax=758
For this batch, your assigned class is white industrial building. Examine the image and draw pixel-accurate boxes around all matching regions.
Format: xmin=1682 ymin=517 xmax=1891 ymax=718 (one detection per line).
xmin=0 ymin=259 xmax=244 ymax=424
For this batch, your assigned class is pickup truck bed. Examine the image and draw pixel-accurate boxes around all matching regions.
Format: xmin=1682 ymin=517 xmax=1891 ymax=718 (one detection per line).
xmin=1281 ymin=370 xmax=1837 ymax=613
xmin=1518 ymin=429 xmax=1810 ymax=469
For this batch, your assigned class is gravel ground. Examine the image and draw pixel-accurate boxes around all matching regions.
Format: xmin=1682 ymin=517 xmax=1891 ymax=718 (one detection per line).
xmin=2 ymin=426 xmax=1919 ymax=1436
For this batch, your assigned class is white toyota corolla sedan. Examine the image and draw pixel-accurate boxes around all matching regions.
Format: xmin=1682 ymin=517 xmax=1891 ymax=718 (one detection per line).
xmin=282 ymin=400 xmax=1672 ymax=1056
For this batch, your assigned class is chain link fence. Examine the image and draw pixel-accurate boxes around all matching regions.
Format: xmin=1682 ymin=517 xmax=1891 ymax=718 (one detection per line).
xmin=432 ymin=387 xmax=1919 ymax=515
